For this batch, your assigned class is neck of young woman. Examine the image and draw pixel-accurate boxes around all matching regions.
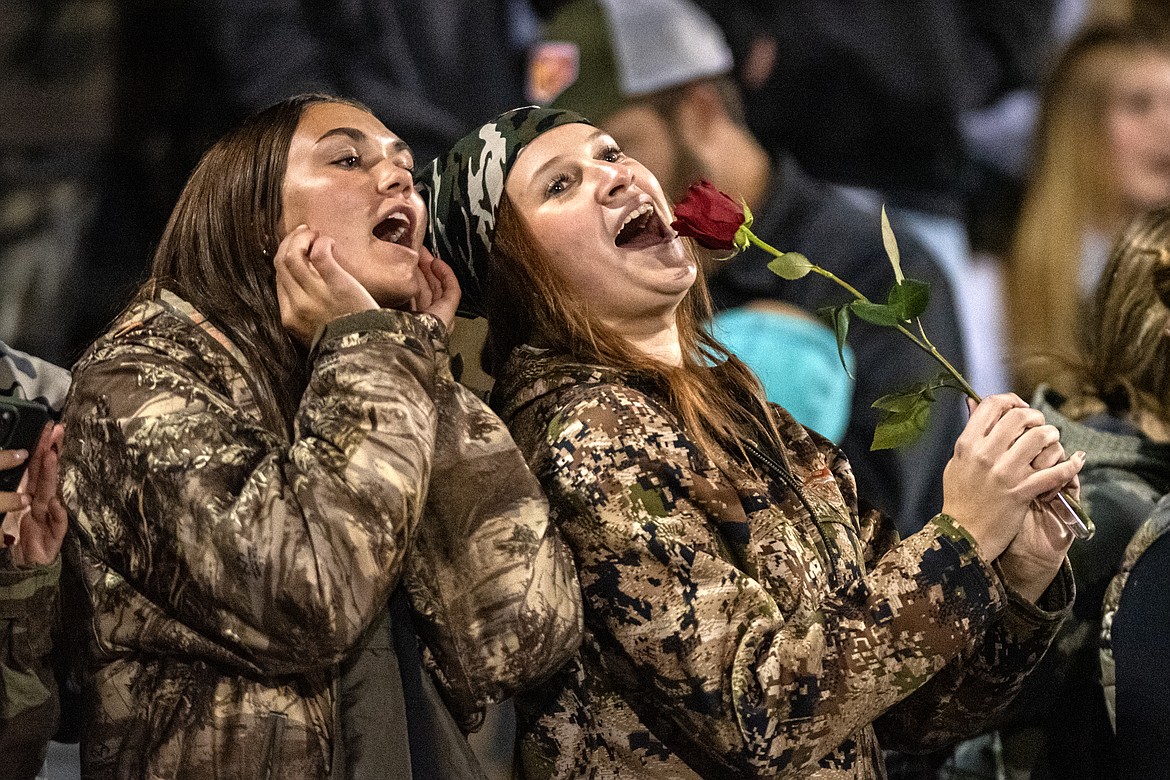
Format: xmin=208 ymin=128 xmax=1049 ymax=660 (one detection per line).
xmin=610 ymin=315 xmax=683 ymax=367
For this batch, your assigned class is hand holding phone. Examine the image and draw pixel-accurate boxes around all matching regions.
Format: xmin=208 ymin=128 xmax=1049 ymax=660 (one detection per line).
xmin=0 ymin=397 xmax=51 ymax=495
xmin=1 ymin=409 xmax=67 ymax=567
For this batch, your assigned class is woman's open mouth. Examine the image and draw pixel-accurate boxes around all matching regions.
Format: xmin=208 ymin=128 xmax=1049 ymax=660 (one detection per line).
xmin=615 ymin=203 xmax=673 ymax=250
xmin=372 ymin=212 xmax=413 ymax=246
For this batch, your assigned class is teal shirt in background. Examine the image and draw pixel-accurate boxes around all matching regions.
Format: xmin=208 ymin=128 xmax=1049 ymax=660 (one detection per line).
xmin=710 ymin=307 xmax=855 ymax=444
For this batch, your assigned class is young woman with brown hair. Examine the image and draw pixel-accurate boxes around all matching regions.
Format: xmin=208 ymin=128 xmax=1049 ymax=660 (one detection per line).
xmin=1006 ymin=23 xmax=1170 ymax=393
xmin=424 ymin=106 xmax=1083 ymax=779
xmin=58 ymin=94 xmax=581 ymax=778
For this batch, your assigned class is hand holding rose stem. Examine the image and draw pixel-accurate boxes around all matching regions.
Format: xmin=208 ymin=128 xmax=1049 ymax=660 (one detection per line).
xmin=671 ymin=180 xmax=1094 ymax=541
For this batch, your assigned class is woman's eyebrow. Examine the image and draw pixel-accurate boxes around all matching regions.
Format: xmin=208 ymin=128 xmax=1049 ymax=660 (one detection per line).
xmin=526 ymin=129 xmax=608 ymax=191
xmin=316 ymin=128 xmax=412 ymax=160
xmin=316 ymin=127 xmax=367 ymax=144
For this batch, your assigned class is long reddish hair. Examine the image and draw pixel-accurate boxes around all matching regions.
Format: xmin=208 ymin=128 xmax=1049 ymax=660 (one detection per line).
xmin=485 ymin=193 xmax=785 ymax=461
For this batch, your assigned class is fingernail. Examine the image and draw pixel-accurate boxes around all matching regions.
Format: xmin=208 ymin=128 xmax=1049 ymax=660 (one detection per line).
xmin=11 ymin=449 xmax=28 ymax=462
xmin=1076 ymin=450 xmax=1087 ymax=462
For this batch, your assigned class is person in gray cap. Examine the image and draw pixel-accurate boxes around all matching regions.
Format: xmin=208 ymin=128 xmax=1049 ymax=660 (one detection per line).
xmin=531 ymin=0 xmax=970 ymax=539
xmin=422 ymin=103 xmax=1079 ymax=780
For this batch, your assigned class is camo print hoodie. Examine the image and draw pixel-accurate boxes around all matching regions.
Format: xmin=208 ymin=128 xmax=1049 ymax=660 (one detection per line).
xmin=59 ymin=291 xmax=581 ymax=779
xmin=493 ymin=347 xmax=1073 ymax=780
xmin=0 ymin=341 xmax=71 ymax=780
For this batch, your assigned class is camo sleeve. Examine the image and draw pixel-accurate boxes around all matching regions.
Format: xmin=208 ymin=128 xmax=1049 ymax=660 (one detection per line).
xmin=0 ymin=340 xmax=71 ymax=412
xmin=806 ymin=427 xmax=1073 ymax=752
xmin=404 ymin=379 xmax=582 ymax=729
xmin=0 ymin=553 xmax=60 ymax=780
xmin=61 ymin=309 xmax=441 ymax=676
xmin=536 ymin=383 xmax=1009 ymax=775
xmin=875 ymin=559 xmax=1072 ymax=752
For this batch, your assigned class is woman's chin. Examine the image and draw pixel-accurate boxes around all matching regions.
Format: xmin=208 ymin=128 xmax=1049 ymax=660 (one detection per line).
xmin=372 ymin=285 xmax=420 ymax=311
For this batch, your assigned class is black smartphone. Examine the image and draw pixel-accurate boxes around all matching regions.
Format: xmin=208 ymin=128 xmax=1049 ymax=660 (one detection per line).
xmin=0 ymin=396 xmax=52 ymax=494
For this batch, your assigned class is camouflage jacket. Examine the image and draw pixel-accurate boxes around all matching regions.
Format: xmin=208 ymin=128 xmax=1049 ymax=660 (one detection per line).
xmin=493 ymin=347 xmax=1073 ymax=780
xmin=59 ymin=292 xmax=581 ymax=779
xmin=0 ymin=341 xmax=71 ymax=780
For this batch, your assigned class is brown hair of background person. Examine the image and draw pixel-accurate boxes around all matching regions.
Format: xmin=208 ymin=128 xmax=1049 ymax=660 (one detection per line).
xmin=1089 ymin=0 xmax=1170 ymax=31
xmin=1056 ymin=204 xmax=1170 ymax=428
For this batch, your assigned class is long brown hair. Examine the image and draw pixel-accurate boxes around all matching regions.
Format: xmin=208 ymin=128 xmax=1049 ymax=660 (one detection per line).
xmin=1056 ymin=204 xmax=1170 ymax=423
xmin=142 ymin=93 xmax=368 ymax=431
xmin=1006 ymin=24 xmax=1170 ymax=393
xmin=485 ymin=193 xmax=784 ymax=461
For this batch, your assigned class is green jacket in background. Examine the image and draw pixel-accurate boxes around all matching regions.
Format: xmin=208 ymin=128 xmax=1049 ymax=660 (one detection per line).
xmin=59 ymin=291 xmax=581 ymax=778
xmin=0 ymin=340 xmax=71 ymax=780
xmin=494 ymin=347 xmax=1073 ymax=780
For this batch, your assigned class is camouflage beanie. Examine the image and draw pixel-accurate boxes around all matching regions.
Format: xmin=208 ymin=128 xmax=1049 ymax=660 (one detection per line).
xmin=418 ymin=105 xmax=592 ymax=317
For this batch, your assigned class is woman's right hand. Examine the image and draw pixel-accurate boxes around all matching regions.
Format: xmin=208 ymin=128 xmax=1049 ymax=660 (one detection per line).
xmin=1 ymin=423 xmax=68 ymax=568
xmin=411 ymin=247 xmax=461 ymax=332
xmin=941 ymin=394 xmax=1084 ymax=561
xmin=274 ymin=224 xmax=379 ymax=346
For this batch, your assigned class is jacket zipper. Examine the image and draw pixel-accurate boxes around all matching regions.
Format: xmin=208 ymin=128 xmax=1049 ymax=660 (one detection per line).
xmin=743 ymin=439 xmax=841 ymax=588
xmin=742 ymin=440 xmax=816 ymax=516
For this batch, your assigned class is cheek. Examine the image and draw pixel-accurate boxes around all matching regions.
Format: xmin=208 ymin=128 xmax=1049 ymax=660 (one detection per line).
xmin=281 ymin=177 xmax=369 ymax=237
xmin=278 ymin=186 xmax=303 ymax=237
xmin=622 ymin=144 xmax=673 ymax=191
xmin=1108 ymin=118 xmax=1140 ymax=170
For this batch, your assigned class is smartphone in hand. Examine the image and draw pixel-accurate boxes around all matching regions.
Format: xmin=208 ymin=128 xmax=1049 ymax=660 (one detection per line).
xmin=0 ymin=396 xmax=51 ymax=496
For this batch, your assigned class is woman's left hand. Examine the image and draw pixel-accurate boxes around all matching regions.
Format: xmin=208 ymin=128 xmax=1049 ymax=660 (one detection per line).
xmin=2 ymin=423 xmax=67 ymax=568
xmin=996 ymin=453 xmax=1083 ymax=603
xmin=412 ymin=247 xmax=461 ymax=332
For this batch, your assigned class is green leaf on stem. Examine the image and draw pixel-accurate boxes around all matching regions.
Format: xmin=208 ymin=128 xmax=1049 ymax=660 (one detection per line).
xmin=871 ymin=388 xmax=933 ymax=451
xmin=871 ymin=395 xmax=932 ymax=450
xmin=887 ymin=278 xmax=930 ymax=320
xmin=818 ymin=304 xmax=854 ymax=378
xmin=870 ymin=372 xmax=960 ymax=450
xmin=767 ymin=251 xmax=812 ymax=280
xmin=850 ymin=301 xmax=901 ymax=326
xmin=880 ymin=206 xmax=904 ymax=284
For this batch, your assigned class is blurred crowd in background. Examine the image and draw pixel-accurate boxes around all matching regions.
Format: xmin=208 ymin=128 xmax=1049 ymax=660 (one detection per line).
xmin=4 ymin=1 xmax=1170 ymax=779
xmin=3 ymin=0 xmax=1169 ymax=388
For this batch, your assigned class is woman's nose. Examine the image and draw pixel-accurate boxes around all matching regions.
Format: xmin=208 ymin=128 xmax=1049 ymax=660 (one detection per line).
xmin=377 ymin=159 xmax=414 ymax=196
xmin=596 ymin=161 xmax=634 ymax=202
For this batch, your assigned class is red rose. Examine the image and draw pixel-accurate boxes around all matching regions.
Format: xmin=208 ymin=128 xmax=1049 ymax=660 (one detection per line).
xmin=670 ymin=180 xmax=746 ymax=251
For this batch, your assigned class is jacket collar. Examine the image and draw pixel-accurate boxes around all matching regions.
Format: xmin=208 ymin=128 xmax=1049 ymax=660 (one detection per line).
xmin=491 ymin=345 xmax=658 ymax=423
